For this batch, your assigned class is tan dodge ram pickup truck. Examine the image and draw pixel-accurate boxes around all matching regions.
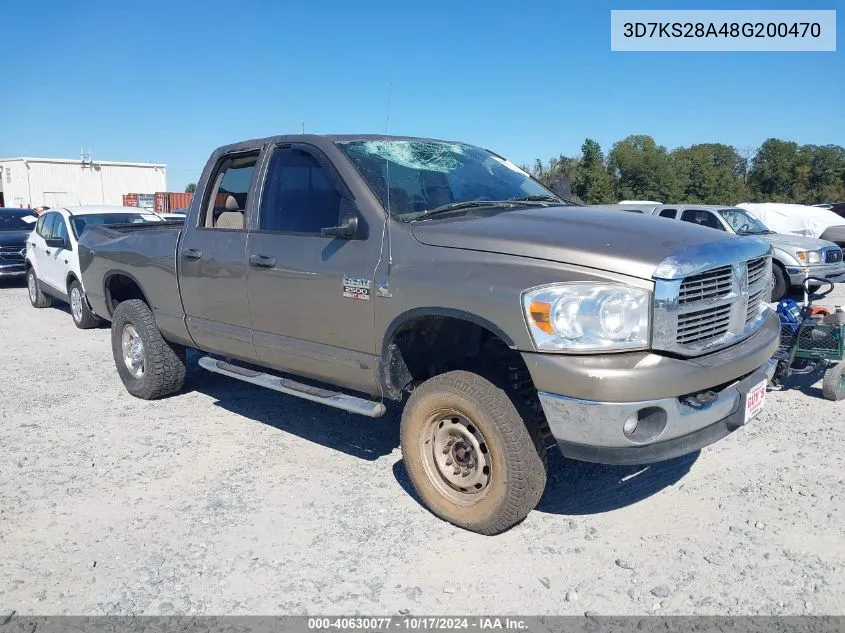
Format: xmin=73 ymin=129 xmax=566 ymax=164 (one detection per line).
xmin=76 ymin=135 xmax=781 ymax=533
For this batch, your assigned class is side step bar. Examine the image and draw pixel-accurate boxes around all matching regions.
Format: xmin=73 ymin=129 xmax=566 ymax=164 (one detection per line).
xmin=198 ymin=356 xmax=387 ymax=418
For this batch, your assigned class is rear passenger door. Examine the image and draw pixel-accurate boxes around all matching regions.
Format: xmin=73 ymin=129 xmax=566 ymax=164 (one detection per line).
xmin=244 ymin=144 xmax=382 ymax=394
xmin=178 ymin=151 xmax=261 ymax=361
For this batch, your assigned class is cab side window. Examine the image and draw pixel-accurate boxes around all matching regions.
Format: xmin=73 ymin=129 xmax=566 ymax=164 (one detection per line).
xmin=258 ymin=147 xmax=344 ymax=234
xmin=681 ymin=209 xmax=724 ymax=231
xmin=659 ymin=208 xmax=677 ymax=219
xmin=201 ymin=153 xmax=259 ymax=230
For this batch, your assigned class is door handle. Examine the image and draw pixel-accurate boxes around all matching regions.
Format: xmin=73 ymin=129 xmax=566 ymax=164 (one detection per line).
xmin=249 ymin=254 xmax=277 ymax=269
xmin=45 ymin=249 xmax=51 ymax=255
xmin=183 ymin=248 xmax=202 ymax=260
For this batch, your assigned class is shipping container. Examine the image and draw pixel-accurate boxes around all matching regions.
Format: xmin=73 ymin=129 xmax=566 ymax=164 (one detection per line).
xmin=122 ymin=193 xmax=138 ymax=207
xmin=153 ymin=191 xmax=194 ymax=212
xmin=168 ymin=192 xmax=193 ymax=211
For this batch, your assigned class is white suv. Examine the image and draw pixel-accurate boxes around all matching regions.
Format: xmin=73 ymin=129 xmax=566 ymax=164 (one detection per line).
xmin=26 ymin=206 xmax=161 ymax=328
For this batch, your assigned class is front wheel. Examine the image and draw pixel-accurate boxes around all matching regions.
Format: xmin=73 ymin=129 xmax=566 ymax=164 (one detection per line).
xmin=69 ymin=280 xmax=102 ymax=329
xmin=400 ymin=370 xmax=547 ymax=535
xmin=110 ymin=299 xmax=186 ymax=399
xmin=771 ymin=265 xmax=788 ymax=302
xmin=822 ymin=363 xmax=845 ymax=401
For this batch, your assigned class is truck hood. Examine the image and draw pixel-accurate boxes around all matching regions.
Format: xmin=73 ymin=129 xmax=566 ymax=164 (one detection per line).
xmin=756 ymin=232 xmax=839 ymax=251
xmin=410 ymin=206 xmax=762 ymax=281
xmin=0 ymin=230 xmax=31 ymax=247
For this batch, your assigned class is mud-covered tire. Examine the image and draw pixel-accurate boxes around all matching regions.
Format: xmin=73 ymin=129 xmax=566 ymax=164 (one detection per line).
xmin=111 ymin=299 xmax=186 ymax=399
xmin=400 ymin=370 xmax=547 ymax=535
xmin=771 ymin=264 xmax=788 ymax=302
xmin=822 ymin=363 xmax=845 ymax=401
xmin=69 ymin=279 xmax=102 ymax=329
xmin=27 ymin=268 xmax=52 ymax=308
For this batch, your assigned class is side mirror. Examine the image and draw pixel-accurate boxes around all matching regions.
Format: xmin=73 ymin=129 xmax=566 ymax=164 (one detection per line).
xmin=45 ymin=237 xmax=67 ymax=249
xmin=321 ymin=210 xmax=360 ymax=240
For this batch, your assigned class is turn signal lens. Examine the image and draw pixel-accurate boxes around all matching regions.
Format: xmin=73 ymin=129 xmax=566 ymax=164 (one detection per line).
xmin=529 ymin=300 xmax=553 ymax=333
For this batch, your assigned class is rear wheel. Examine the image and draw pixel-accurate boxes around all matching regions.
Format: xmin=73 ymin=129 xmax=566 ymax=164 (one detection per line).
xmin=822 ymin=363 xmax=845 ymax=401
xmin=27 ymin=268 xmax=52 ymax=308
xmin=400 ymin=370 xmax=547 ymax=535
xmin=110 ymin=299 xmax=186 ymax=399
xmin=69 ymin=280 xmax=102 ymax=329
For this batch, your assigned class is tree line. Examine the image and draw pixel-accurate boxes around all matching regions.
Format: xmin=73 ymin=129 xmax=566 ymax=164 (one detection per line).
xmin=526 ymin=136 xmax=845 ymax=206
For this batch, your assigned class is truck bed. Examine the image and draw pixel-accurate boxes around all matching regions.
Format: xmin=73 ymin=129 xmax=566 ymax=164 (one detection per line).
xmin=78 ymin=223 xmax=184 ymax=329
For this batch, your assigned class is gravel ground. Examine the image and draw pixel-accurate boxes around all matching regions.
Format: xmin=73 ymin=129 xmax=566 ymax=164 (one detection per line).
xmin=1 ymin=279 xmax=844 ymax=617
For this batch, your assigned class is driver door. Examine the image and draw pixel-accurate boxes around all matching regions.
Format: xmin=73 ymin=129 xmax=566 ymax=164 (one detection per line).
xmin=31 ymin=211 xmax=67 ymax=294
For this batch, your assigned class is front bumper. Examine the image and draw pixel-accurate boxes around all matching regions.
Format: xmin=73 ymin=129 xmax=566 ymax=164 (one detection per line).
xmin=786 ymin=262 xmax=845 ymax=285
xmin=538 ymin=359 xmax=777 ymax=465
xmin=525 ymin=310 xmax=781 ymax=466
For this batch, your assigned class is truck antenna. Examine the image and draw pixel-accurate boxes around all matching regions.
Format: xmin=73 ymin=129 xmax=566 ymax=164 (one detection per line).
xmin=384 ymin=83 xmax=393 ymax=270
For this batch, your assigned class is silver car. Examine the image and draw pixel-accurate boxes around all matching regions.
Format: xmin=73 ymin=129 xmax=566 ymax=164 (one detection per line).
xmin=646 ymin=204 xmax=845 ymax=300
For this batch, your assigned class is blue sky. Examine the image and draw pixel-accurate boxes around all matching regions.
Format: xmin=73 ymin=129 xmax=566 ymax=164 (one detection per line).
xmin=1 ymin=0 xmax=842 ymax=191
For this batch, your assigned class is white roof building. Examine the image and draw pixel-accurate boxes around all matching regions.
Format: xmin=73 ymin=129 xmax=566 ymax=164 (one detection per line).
xmin=0 ymin=156 xmax=166 ymax=209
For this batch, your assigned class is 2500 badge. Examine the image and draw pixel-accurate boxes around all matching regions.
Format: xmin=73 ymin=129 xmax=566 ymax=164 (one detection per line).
xmin=343 ymin=276 xmax=371 ymax=301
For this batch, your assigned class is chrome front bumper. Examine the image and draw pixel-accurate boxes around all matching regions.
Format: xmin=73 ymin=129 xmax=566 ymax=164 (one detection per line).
xmin=538 ymin=358 xmax=778 ymax=466
xmin=787 ymin=262 xmax=845 ymax=285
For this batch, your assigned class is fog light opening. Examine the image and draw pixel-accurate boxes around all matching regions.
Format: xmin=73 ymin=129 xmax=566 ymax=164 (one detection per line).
xmin=623 ymin=406 xmax=668 ymax=444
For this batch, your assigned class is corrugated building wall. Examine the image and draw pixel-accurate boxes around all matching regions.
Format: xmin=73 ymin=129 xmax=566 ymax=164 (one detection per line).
xmin=0 ymin=158 xmax=166 ymax=208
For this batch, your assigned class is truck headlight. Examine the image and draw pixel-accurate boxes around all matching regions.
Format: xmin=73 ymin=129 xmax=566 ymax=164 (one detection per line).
xmin=522 ymin=284 xmax=650 ymax=352
xmin=796 ymin=250 xmax=822 ymax=264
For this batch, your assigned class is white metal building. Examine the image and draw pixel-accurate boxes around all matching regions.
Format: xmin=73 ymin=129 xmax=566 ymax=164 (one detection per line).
xmin=0 ymin=157 xmax=166 ymax=208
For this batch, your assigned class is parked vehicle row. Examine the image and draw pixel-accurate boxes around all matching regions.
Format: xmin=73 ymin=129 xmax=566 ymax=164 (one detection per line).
xmin=22 ymin=206 xmax=163 ymax=328
xmin=596 ymin=202 xmax=845 ymax=302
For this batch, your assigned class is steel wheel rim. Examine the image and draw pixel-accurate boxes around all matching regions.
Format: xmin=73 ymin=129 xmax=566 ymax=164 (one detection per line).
xmin=121 ymin=324 xmax=145 ymax=378
xmin=419 ymin=409 xmax=492 ymax=506
xmin=28 ymin=272 xmax=37 ymax=302
xmin=70 ymin=287 xmax=83 ymax=323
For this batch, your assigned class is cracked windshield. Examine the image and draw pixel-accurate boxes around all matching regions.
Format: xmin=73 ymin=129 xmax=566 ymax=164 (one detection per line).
xmin=337 ymin=140 xmax=561 ymax=220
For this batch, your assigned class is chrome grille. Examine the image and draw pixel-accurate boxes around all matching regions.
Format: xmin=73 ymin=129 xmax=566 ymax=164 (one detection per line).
xmin=678 ymin=266 xmax=732 ymax=304
xmin=677 ymin=304 xmax=732 ymax=344
xmin=747 ymin=257 xmax=767 ymax=286
xmin=0 ymin=245 xmax=25 ymax=262
xmin=746 ymin=286 xmax=768 ymax=325
xmin=825 ymin=248 xmax=843 ymax=263
xmin=652 ymin=243 xmax=773 ymax=357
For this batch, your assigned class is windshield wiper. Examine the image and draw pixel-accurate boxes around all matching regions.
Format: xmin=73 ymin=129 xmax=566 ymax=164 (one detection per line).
xmin=411 ymin=200 xmax=516 ymax=221
xmin=508 ymin=194 xmax=564 ymax=204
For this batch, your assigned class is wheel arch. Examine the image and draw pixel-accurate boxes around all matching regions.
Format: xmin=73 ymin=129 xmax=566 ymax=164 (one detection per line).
xmin=379 ymin=307 xmax=519 ymax=400
xmin=103 ymin=270 xmax=153 ymax=317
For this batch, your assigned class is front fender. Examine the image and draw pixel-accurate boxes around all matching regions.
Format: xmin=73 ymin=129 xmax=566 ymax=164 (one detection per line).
xmin=771 ymin=246 xmax=800 ymax=267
